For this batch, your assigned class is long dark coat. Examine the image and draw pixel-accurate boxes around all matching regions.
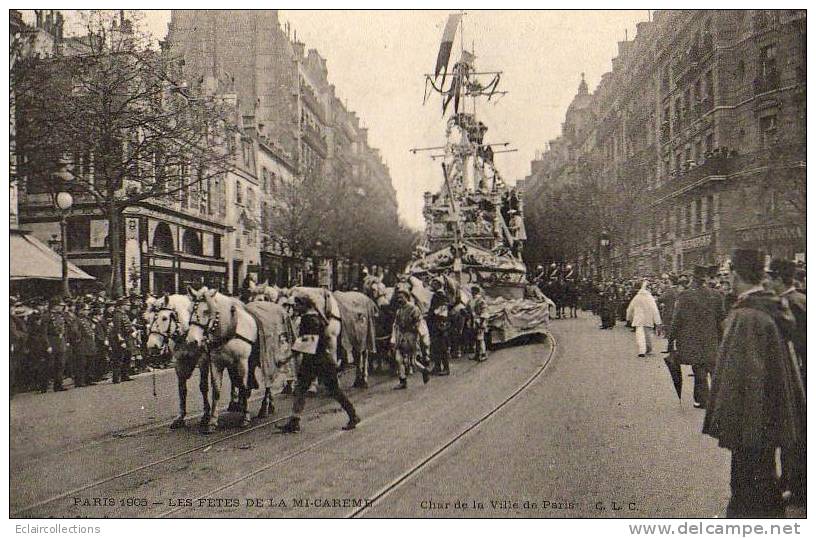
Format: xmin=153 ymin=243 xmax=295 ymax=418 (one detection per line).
xmin=669 ymin=284 xmax=724 ymax=366
xmin=657 ymin=286 xmax=678 ymax=331
xmin=703 ymin=291 xmax=806 ymax=451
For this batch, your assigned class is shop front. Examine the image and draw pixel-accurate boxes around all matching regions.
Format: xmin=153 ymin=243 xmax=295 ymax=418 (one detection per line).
xmin=734 ymin=223 xmax=805 ymax=261
xmin=679 ymin=232 xmax=716 ymax=271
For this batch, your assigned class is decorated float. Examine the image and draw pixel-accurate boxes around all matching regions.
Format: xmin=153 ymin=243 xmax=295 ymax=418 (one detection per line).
xmin=405 ymin=13 xmax=552 ymax=344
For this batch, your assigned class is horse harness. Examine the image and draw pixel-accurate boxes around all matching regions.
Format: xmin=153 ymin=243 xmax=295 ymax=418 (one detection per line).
xmin=147 ymin=306 xmax=184 ymax=356
xmin=190 ymin=297 xmax=255 ymax=350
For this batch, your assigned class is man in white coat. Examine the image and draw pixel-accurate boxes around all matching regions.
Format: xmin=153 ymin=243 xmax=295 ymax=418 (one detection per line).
xmin=626 ymin=279 xmax=663 ymax=357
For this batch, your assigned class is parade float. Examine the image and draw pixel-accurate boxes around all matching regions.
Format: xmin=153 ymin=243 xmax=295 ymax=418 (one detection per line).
xmin=405 ymin=13 xmax=552 ymax=344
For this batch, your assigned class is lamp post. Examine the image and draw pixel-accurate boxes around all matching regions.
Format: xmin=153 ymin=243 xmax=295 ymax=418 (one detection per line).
xmin=55 ymin=191 xmax=74 ymax=297
xmin=599 ymin=230 xmax=610 ymax=280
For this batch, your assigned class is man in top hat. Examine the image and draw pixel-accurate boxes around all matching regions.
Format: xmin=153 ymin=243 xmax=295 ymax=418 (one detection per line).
xmin=703 ymin=249 xmax=806 ymax=517
xmin=767 ymin=259 xmax=806 ymax=379
xmin=669 ymin=265 xmax=725 ymax=408
xmin=766 ymin=258 xmax=807 ymax=506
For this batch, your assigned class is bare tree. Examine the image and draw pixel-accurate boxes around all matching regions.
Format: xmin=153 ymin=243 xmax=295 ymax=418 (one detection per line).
xmin=14 ymin=10 xmax=234 ymax=296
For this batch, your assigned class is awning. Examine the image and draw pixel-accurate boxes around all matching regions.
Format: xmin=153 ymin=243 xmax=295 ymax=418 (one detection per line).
xmin=10 ymin=229 xmax=96 ymax=281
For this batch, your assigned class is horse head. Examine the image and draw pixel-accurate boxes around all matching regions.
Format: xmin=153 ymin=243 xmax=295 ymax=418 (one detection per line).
xmin=363 ymin=276 xmax=390 ymax=307
xmin=186 ymin=286 xmax=222 ymax=348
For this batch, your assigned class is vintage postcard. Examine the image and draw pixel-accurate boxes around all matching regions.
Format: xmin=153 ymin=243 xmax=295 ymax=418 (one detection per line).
xmin=7 ymin=6 xmax=807 ymax=530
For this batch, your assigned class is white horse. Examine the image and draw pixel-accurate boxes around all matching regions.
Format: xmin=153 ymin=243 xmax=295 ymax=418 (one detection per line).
xmin=144 ymin=294 xmax=213 ymax=430
xmin=185 ymin=287 xmax=275 ymax=434
xmin=247 ymin=280 xmax=282 ymax=303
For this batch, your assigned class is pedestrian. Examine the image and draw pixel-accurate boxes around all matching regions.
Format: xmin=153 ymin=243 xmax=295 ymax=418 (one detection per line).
xmin=91 ymin=306 xmax=109 ymax=382
xmin=70 ymin=302 xmax=98 ymax=387
xmin=10 ymin=299 xmax=31 ymax=397
xmin=110 ymin=298 xmax=133 ymax=383
xmin=703 ymin=249 xmax=806 ymax=518
xmin=767 ymin=259 xmax=806 ymax=381
xmin=276 ymin=295 xmax=361 ymax=433
xmin=470 ymin=285 xmax=489 ymax=362
xmin=626 ymin=280 xmax=662 ymax=357
xmin=766 ymin=258 xmax=807 ymax=508
xmin=668 ymin=265 xmax=725 ymax=408
xmin=65 ymin=299 xmax=84 ymax=387
xmin=43 ymin=297 xmax=70 ymax=392
xmin=657 ymin=274 xmax=678 ymax=339
xmin=427 ymin=280 xmax=451 ymax=376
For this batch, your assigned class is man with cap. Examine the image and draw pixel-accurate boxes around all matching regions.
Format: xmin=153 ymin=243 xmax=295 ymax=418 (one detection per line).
xmin=470 ymin=285 xmax=489 ymax=361
xmin=703 ymin=249 xmax=806 ymax=517
xmin=669 ymin=265 xmax=725 ymax=408
xmin=91 ymin=304 xmax=110 ymax=382
xmin=64 ymin=298 xmax=84 ymax=387
xmin=109 ymin=297 xmax=133 ymax=383
xmin=277 ymin=294 xmax=361 ymax=433
xmin=427 ymin=278 xmax=451 ymax=376
xmin=42 ymin=297 xmax=71 ymax=392
xmin=390 ymin=289 xmax=432 ymax=388
xmin=766 ymin=258 xmax=807 ymax=508
xmin=71 ymin=301 xmax=98 ymax=387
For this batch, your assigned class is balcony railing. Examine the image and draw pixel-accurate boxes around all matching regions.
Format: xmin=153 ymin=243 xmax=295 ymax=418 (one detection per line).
xmin=302 ymin=124 xmax=328 ymax=158
xmin=651 ymin=143 xmax=806 ymax=204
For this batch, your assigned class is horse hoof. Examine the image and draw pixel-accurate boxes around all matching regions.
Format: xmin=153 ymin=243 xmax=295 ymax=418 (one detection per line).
xmin=240 ymin=418 xmax=251 ymax=428
xmin=200 ymin=423 xmax=216 ymax=435
xmin=169 ymin=418 xmax=186 ymax=430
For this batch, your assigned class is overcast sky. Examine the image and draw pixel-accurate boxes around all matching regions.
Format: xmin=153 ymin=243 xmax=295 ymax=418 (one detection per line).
xmin=28 ymin=10 xmax=650 ymax=229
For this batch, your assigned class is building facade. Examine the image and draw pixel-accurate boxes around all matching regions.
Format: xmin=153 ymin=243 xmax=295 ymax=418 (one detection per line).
xmin=525 ymin=10 xmax=806 ymax=278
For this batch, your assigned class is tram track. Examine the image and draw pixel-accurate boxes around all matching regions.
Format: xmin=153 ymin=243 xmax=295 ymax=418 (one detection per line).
xmin=156 ymin=332 xmax=556 ymax=519
xmin=347 ymin=330 xmax=557 ymax=517
xmin=13 ymin=333 xmax=555 ymax=519
xmin=10 ymin=368 xmax=387 ymax=518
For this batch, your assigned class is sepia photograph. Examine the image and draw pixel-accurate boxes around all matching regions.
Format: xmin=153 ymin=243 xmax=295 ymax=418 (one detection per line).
xmin=5 ymin=5 xmax=808 ymax=528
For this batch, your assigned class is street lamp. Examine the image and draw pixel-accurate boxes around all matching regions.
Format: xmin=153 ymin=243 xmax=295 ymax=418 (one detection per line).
xmin=55 ymin=191 xmax=74 ymax=297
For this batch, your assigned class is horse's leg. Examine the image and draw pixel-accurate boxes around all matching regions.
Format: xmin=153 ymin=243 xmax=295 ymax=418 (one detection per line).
xmin=235 ymin=353 xmax=252 ymax=428
xmin=356 ymin=350 xmax=369 ymax=388
xmin=170 ymin=358 xmax=193 ymax=429
xmin=256 ymin=387 xmax=274 ymax=419
xmin=198 ymin=356 xmax=211 ymax=428
xmin=204 ymin=361 xmax=223 ymax=434
xmin=227 ymin=369 xmax=241 ymax=413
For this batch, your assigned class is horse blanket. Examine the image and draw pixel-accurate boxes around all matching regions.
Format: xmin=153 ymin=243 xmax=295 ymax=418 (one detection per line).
xmin=244 ymin=301 xmax=296 ymax=389
xmin=290 ymin=287 xmax=342 ymax=322
xmin=484 ymin=296 xmax=550 ymax=344
xmin=333 ymin=291 xmax=379 ymax=363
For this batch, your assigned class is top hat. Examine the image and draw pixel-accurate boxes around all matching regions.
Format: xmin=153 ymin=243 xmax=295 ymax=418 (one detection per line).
xmin=732 ymin=249 xmax=765 ymax=278
xmin=693 ymin=264 xmax=709 ymax=279
xmin=768 ymin=258 xmax=796 ymax=281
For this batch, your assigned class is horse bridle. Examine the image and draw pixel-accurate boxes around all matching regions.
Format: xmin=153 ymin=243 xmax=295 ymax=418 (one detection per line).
xmin=147 ymin=306 xmax=182 ymax=355
xmin=189 ymin=297 xmax=221 ymax=343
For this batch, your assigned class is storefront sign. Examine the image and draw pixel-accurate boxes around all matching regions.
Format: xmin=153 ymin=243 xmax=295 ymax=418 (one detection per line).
xmin=737 ymin=225 xmax=804 ymax=244
xmin=681 ymin=233 xmax=712 ymax=251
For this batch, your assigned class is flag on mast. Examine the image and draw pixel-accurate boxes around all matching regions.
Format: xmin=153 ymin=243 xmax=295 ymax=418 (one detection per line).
xmin=434 ymin=13 xmax=462 ymax=81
